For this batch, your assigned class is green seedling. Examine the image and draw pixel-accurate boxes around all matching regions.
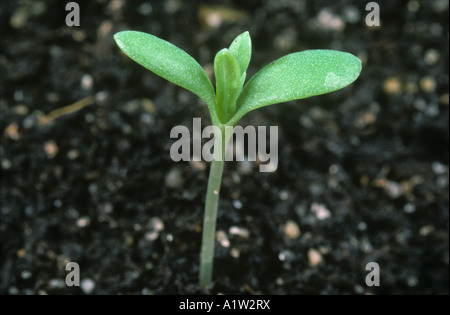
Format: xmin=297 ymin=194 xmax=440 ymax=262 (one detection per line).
xmin=114 ymin=30 xmax=361 ymax=288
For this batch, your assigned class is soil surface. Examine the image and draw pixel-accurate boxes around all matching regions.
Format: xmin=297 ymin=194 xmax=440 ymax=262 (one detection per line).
xmin=1 ymin=0 xmax=449 ymax=295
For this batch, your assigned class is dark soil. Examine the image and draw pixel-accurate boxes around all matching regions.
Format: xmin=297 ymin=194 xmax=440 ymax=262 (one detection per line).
xmin=1 ymin=0 xmax=448 ymax=295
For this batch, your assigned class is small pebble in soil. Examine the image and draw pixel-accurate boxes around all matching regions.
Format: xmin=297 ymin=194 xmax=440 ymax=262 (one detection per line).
xmin=98 ymin=21 xmax=113 ymax=39
xmin=329 ymin=164 xmax=339 ymax=174
xmin=232 ymin=172 xmax=241 ymax=184
xmin=431 ymin=162 xmax=448 ymax=175
xmin=84 ymin=113 xmax=96 ymax=124
xmin=279 ymin=190 xmax=289 ymax=201
xmin=216 ymin=230 xmax=230 ymax=248
xmin=383 ymin=77 xmax=402 ymax=95
xmin=432 ymin=0 xmax=449 ymax=12
xmin=46 ymin=92 xmax=60 ymax=103
xmin=424 ymin=104 xmax=439 ymax=117
xmin=408 ymin=0 xmax=420 ymax=12
xmin=10 ymin=7 xmax=29 ymax=29
xmin=403 ymin=203 xmax=416 ymax=214
xmin=238 ymin=160 xmax=253 ymax=174
xmin=80 ymin=278 xmax=96 ymax=294
xmin=4 ymin=123 xmax=20 ymax=140
xmin=14 ymin=90 xmax=25 ymax=102
xmin=436 ymin=175 xmax=448 ymax=189
xmin=81 ymin=74 xmax=93 ymax=90
xmin=16 ymin=249 xmax=26 ymax=258
xmin=67 ymin=149 xmax=80 ymax=160
xmin=165 ymin=167 xmax=183 ymax=188
xmin=44 ymin=140 xmax=59 ymax=159
xmin=99 ymin=202 xmax=113 ymax=214
xmin=230 ymin=248 xmax=240 ymax=259
xmin=145 ymin=231 xmax=159 ymax=241
xmin=164 ymin=0 xmax=181 ymax=14
xmin=190 ymin=160 xmax=206 ymax=171
xmin=76 ymin=217 xmax=90 ymax=228
xmin=278 ymin=249 xmax=295 ymax=262
xmin=8 ymin=287 xmax=19 ymax=295
xmin=419 ymin=225 xmax=434 ymax=237
xmin=48 ymin=279 xmax=66 ymax=289
xmin=283 ymin=220 xmax=301 ymax=239
xmin=95 ymin=91 xmax=109 ymax=105
xmin=232 ymin=199 xmax=243 ymax=209
xmin=229 ymin=226 xmax=249 ymax=239
xmin=311 ymin=202 xmax=332 ymax=220
xmin=53 ymin=199 xmax=62 ymax=208
xmin=357 ymin=222 xmax=368 ymax=231
xmin=141 ymin=288 xmax=153 ymax=295
xmin=138 ymin=3 xmax=153 ymax=15
xmin=21 ymin=270 xmax=32 ymax=280
xmin=140 ymin=113 xmax=154 ymax=126
xmin=315 ymin=9 xmax=345 ymax=32
xmin=276 ymin=278 xmax=284 ymax=286
xmin=343 ymin=5 xmax=360 ymax=23
xmin=72 ymin=30 xmax=86 ymax=42
xmin=407 ymin=275 xmax=419 ymax=287
xmin=440 ymin=93 xmax=449 ymax=105
xmin=274 ymin=28 xmax=297 ymax=51
xmin=414 ymin=98 xmax=427 ymax=111
xmin=2 ymin=159 xmax=12 ymax=170
xmin=12 ymin=104 xmax=29 ymax=115
xmin=420 ymin=76 xmax=437 ymax=93
xmin=124 ymin=99 xmax=141 ymax=113
xmin=374 ymin=178 xmax=403 ymax=199
xmin=308 ymin=249 xmax=323 ymax=266
xmin=424 ymin=49 xmax=440 ymax=65
xmin=148 ymin=217 xmax=164 ymax=232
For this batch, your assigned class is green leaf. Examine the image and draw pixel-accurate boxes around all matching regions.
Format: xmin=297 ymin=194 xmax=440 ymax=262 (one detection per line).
xmin=230 ymin=50 xmax=362 ymax=125
xmin=114 ymin=31 xmax=218 ymax=123
xmin=214 ymin=49 xmax=243 ymax=123
xmin=228 ymin=31 xmax=252 ymax=76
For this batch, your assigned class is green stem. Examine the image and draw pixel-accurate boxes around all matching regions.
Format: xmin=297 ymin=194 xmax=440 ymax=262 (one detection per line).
xmin=199 ymin=157 xmax=224 ymax=287
xmin=199 ymin=125 xmax=231 ymax=287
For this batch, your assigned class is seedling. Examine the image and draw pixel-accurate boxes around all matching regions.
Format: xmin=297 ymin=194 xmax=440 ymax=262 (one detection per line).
xmin=114 ymin=31 xmax=361 ymax=288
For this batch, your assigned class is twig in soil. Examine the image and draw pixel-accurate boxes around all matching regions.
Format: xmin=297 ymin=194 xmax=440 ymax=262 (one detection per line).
xmin=38 ymin=96 xmax=94 ymax=126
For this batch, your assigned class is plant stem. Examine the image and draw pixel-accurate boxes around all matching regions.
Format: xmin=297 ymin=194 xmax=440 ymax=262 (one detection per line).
xmin=199 ymin=124 xmax=232 ymax=288
xmin=199 ymin=156 xmax=224 ymax=287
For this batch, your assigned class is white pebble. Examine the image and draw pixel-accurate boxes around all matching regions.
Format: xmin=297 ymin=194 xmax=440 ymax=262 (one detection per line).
xmin=216 ymin=230 xmax=230 ymax=248
xmin=80 ymin=278 xmax=96 ymax=294
xmin=148 ymin=217 xmax=164 ymax=232
xmin=284 ymin=220 xmax=301 ymax=239
xmin=165 ymin=167 xmax=183 ymax=188
xmin=384 ymin=180 xmax=403 ymax=199
xmin=308 ymin=249 xmax=323 ymax=266
xmin=77 ymin=217 xmax=90 ymax=228
xmin=403 ymin=203 xmax=416 ymax=214
xmin=1 ymin=159 xmax=12 ymax=170
xmin=229 ymin=226 xmax=249 ymax=239
xmin=419 ymin=225 xmax=434 ymax=236
xmin=144 ymin=231 xmax=159 ymax=241
xmin=48 ymin=279 xmax=65 ymax=289
xmin=432 ymin=161 xmax=447 ymax=175
xmin=21 ymin=270 xmax=32 ymax=279
xmin=311 ymin=203 xmax=332 ymax=220
xmin=81 ymin=74 xmax=93 ymax=90
xmin=278 ymin=249 xmax=295 ymax=262
xmin=232 ymin=200 xmax=243 ymax=209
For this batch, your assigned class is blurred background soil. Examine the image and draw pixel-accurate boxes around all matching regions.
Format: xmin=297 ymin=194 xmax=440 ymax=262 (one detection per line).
xmin=0 ymin=0 xmax=448 ymax=294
